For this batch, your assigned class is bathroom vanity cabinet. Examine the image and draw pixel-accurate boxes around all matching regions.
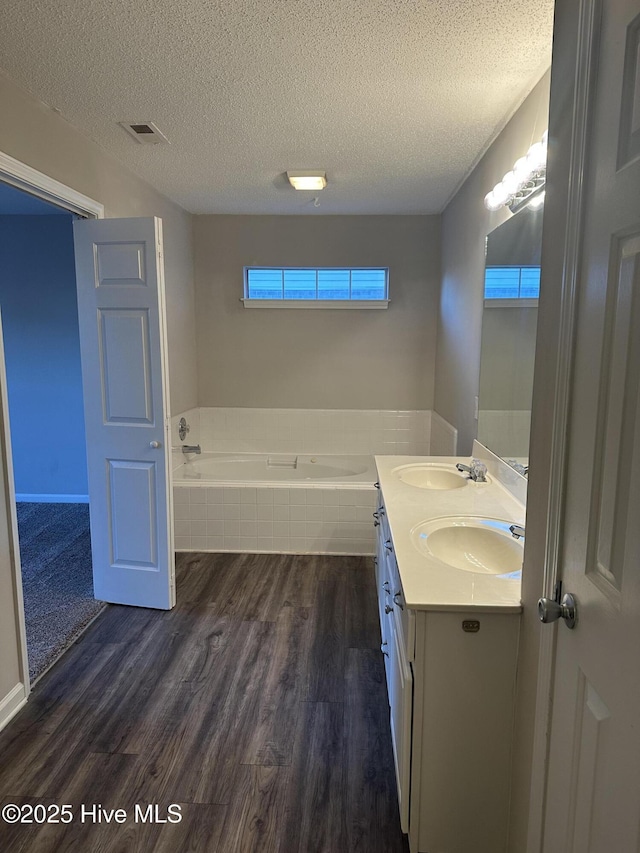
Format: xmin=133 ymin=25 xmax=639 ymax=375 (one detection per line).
xmin=374 ymin=473 xmax=522 ymax=853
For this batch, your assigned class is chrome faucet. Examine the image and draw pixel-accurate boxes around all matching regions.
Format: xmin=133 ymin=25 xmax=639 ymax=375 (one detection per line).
xmin=509 ymin=524 xmax=525 ymax=540
xmin=456 ymin=459 xmax=488 ymax=482
xmin=182 ymin=444 xmax=201 ymax=455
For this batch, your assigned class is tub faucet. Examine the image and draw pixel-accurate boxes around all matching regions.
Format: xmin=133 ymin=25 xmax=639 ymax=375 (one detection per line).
xmin=182 ymin=444 xmax=201 ymax=455
xmin=509 ymin=524 xmax=525 ymax=540
xmin=456 ymin=459 xmax=488 ymax=482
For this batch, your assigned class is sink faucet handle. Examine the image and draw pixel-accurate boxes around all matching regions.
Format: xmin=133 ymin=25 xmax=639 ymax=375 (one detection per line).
xmin=509 ymin=524 xmax=525 ymax=540
xmin=469 ymin=459 xmax=488 ymax=483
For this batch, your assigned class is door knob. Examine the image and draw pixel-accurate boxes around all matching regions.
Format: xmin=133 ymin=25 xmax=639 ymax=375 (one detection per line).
xmin=538 ymin=593 xmax=577 ymax=629
xmin=149 ymin=440 xmax=162 ymax=449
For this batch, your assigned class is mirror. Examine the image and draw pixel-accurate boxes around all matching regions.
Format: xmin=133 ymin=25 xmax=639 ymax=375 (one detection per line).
xmin=477 ymin=205 xmax=544 ymax=468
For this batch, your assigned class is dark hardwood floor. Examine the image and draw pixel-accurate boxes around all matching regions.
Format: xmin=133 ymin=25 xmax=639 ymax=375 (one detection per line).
xmin=0 ymin=552 xmax=409 ymax=852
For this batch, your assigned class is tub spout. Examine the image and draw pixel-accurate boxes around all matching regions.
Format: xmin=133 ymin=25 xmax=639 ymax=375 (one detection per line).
xmin=182 ymin=444 xmax=201 ymax=455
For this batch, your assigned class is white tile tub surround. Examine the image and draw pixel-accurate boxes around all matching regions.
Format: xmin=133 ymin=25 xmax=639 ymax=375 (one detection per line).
xmin=173 ymin=484 xmax=378 ymax=554
xmin=429 ymin=411 xmax=458 ymax=456
xmin=189 ymin=407 xmax=432 ymax=455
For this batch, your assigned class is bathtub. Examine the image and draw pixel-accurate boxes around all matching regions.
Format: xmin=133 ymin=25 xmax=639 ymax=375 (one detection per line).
xmin=173 ymin=452 xmax=375 ymax=486
xmin=172 ymin=452 xmax=378 ymax=555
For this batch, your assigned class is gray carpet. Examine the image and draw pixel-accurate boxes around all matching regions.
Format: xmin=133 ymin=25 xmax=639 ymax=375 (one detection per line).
xmin=17 ymin=502 xmax=105 ymax=682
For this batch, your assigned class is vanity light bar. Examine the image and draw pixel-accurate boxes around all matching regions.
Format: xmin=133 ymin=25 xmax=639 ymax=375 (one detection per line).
xmin=484 ymin=131 xmax=548 ymax=213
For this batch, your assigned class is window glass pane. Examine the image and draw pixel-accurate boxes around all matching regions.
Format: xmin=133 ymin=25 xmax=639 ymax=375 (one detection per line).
xmin=520 ymin=267 xmax=541 ymax=298
xmin=350 ymin=269 xmax=387 ymax=300
xmin=247 ymin=269 xmax=283 ymax=299
xmin=245 ymin=267 xmax=388 ymax=301
xmin=317 ymin=268 xmax=350 ymax=299
xmin=484 ymin=267 xmax=520 ymax=299
xmin=284 ymin=269 xmax=316 ymax=299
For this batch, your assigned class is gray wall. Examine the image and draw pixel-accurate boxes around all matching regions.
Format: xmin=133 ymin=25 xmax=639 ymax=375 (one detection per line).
xmin=194 ymin=215 xmax=440 ymax=410
xmin=479 ymin=307 xmax=538 ymax=410
xmin=434 ymin=71 xmax=551 ymax=453
xmin=0 ymin=72 xmax=197 ymax=416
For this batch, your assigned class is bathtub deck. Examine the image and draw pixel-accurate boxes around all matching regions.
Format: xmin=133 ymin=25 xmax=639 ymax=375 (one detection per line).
xmin=0 ymin=552 xmax=409 ymax=853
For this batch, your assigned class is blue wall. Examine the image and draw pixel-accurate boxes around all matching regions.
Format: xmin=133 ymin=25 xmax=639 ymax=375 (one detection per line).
xmin=0 ymin=214 xmax=88 ymax=500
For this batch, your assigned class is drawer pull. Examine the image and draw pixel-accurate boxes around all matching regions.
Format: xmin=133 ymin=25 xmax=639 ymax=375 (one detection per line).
xmin=393 ymin=592 xmax=404 ymax=610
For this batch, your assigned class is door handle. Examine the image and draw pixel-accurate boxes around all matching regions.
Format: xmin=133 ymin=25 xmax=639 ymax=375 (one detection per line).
xmin=538 ymin=593 xmax=577 ymax=629
xmin=149 ymin=440 xmax=162 ymax=449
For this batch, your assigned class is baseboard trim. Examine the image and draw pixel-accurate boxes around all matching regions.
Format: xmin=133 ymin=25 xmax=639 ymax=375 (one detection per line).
xmin=0 ymin=682 xmax=27 ymax=733
xmin=15 ymin=494 xmax=89 ymax=504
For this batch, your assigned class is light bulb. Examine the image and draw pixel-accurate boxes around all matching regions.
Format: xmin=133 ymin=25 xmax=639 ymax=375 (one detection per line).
xmin=484 ymin=190 xmax=502 ymax=211
xmin=501 ymin=171 xmax=519 ymax=196
xmin=492 ymin=182 xmax=509 ymax=207
xmin=526 ymin=142 xmax=546 ymax=172
xmin=513 ymin=156 xmax=530 ymax=184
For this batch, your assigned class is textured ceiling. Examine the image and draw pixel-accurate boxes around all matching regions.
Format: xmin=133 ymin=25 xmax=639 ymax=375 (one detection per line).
xmin=0 ymin=0 xmax=554 ymax=215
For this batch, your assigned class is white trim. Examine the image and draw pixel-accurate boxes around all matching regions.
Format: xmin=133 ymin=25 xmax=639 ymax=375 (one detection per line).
xmin=526 ymin=0 xmax=599 ymax=850
xmin=0 ymin=150 xmax=104 ymax=219
xmin=0 ymin=152 xmax=104 ymax=706
xmin=484 ymin=298 xmax=539 ymax=308
xmin=0 ymin=682 xmax=27 ymax=733
xmin=0 ymin=310 xmax=30 ymax=698
xmin=15 ymin=493 xmax=90 ymax=504
xmin=241 ymin=299 xmax=389 ymax=309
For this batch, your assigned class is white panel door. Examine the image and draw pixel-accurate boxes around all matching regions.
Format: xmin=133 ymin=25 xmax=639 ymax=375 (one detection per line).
xmin=73 ymin=217 xmax=175 ymax=610
xmin=541 ymin=0 xmax=640 ymax=848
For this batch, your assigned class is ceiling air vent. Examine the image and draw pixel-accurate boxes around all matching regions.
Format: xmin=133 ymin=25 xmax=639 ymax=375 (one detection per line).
xmin=119 ymin=121 xmax=169 ymax=145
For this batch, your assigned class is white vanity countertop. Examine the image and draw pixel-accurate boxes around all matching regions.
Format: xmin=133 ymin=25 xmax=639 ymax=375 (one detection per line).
xmin=375 ymin=455 xmax=525 ymax=613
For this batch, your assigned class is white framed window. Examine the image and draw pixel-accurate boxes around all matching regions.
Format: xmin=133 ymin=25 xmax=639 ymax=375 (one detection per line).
xmin=241 ymin=267 xmax=389 ymax=308
xmin=483 ymin=265 xmax=540 ymax=307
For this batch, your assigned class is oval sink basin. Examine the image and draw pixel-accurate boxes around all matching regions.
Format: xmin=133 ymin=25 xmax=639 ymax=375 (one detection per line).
xmin=411 ymin=516 xmax=523 ymax=575
xmin=392 ymin=464 xmax=471 ymax=490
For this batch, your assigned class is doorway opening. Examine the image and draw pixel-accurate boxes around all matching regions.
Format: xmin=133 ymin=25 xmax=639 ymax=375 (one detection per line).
xmin=0 ymin=180 xmax=103 ymax=682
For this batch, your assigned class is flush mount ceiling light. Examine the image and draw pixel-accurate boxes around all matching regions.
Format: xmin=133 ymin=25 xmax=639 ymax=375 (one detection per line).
xmin=286 ymin=171 xmax=327 ymax=191
xmin=484 ymin=131 xmax=548 ymax=213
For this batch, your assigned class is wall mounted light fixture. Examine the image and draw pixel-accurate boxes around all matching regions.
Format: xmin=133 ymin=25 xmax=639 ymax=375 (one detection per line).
xmin=484 ymin=131 xmax=547 ymax=213
xmin=287 ymin=171 xmax=327 ymax=190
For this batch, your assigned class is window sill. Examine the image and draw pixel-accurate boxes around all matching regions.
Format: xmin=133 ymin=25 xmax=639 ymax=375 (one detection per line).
xmin=484 ymin=298 xmax=539 ymax=308
xmin=241 ymin=299 xmax=390 ymax=309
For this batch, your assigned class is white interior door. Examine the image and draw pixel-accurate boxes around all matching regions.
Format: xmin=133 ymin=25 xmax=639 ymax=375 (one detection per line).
xmin=73 ymin=217 xmax=175 ymax=610
xmin=541 ymin=0 xmax=640 ymax=848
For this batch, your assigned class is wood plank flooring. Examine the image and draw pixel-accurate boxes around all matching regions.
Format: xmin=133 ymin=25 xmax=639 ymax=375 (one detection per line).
xmin=0 ymin=552 xmax=409 ymax=853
